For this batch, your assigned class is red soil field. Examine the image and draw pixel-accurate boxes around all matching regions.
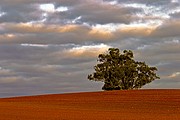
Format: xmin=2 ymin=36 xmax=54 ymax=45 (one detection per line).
xmin=0 ymin=89 xmax=180 ymax=120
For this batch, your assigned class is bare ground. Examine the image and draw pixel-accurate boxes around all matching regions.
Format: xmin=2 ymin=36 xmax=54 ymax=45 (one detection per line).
xmin=0 ymin=89 xmax=180 ymax=120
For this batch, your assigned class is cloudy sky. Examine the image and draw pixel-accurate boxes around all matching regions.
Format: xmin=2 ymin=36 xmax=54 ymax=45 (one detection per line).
xmin=0 ymin=0 xmax=180 ymax=98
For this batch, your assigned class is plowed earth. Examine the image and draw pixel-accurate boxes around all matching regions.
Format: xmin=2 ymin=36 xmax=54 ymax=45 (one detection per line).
xmin=0 ymin=90 xmax=180 ymax=120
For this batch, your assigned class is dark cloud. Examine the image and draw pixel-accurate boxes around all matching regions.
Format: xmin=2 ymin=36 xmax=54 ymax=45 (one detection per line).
xmin=150 ymin=21 xmax=180 ymax=38
xmin=66 ymin=0 xmax=139 ymax=25
xmin=0 ymin=4 xmax=42 ymax=23
xmin=170 ymin=12 xmax=180 ymax=19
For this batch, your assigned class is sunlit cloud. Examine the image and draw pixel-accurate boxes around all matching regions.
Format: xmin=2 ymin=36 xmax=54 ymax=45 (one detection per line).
xmin=107 ymin=0 xmax=118 ymax=5
xmin=39 ymin=3 xmax=68 ymax=13
xmin=0 ymin=11 xmax=6 ymax=17
xmin=65 ymin=44 xmax=112 ymax=57
xmin=171 ymin=0 xmax=179 ymax=3
xmin=40 ymin=3 xmax=56 ymax=13
xmin=169 ymin=72 xmax=180 ymax=78
xmin=0 ymin=34 xmax=16 ymax=39
xmin=92 ymin=24 xmax=121 ymax=32
xmin=1 ymin=23 xmax=89 ymax=33
xmin=115 ymin=24 xmax=156 ymax=38
xmin=56 ymin=6 xmax=68 ymax=12
xmin=6 ymin=34 xmax=15 ymax=38
xmin=88 ymin=28 xmax=114 ymax=40
xmin=21 ymin=44 xmax=49 ymax=48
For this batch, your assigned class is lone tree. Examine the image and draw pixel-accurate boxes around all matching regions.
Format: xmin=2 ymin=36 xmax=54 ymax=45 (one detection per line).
xmin=88 ymin=48 xmax=160 ymax=90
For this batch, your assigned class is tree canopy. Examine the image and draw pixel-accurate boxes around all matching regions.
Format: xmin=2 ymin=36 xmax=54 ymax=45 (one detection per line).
xmin=88 ymin=48 xmax=160 ymax=90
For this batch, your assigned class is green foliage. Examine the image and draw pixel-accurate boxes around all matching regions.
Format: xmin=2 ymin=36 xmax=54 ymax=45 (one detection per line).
xmin=88 ymin=48 xmax=160 ymax=90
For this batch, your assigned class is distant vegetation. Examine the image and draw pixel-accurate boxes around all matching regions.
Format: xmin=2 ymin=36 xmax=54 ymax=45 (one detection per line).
xmin=88 ymin=48 xmax=160 ymax=90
